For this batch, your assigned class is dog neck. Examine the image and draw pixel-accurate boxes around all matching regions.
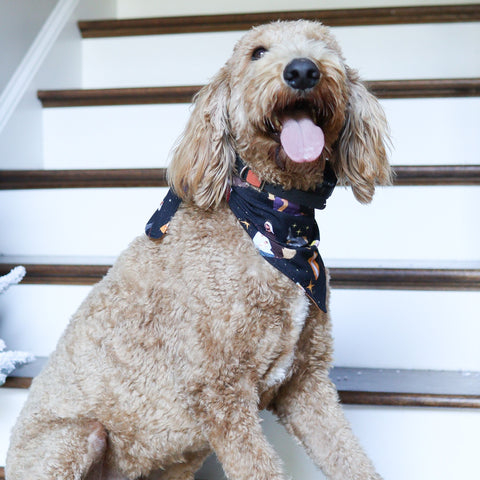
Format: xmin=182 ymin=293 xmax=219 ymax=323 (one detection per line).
xmin=234 ymin=155 xmax=337 ymax=210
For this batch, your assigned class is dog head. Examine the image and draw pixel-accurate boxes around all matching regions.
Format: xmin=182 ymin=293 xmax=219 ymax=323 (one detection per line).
xmin=168 ymin=20 xmax=391 ymax=208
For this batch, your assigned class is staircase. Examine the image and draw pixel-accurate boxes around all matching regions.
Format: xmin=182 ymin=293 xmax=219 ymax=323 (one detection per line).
xmin=1 ymin=2 xmax=480 ymax=479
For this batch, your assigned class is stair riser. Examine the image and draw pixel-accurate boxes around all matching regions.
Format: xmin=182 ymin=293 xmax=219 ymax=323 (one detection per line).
xmin=2 ymin=284 xmax=479 ymax=371
xmin=0 ymin=390 xmax=28 ymax=468
xmin=42 ymin=97 xmax=480 ymax=170
xmin=82 ymin=23 xmax=480 ymax=88
xmin=115 ymin=0 xmax=376 ymax=18
xmin=257 ymin=407 xmax=480 ymax=480
xmin=113 ymin=0 xmax=480 ymax=23
xmin=1 ymin=186 xmax=479 ymax=258
xmin=43 ymin=104 xmax=190 ymax=169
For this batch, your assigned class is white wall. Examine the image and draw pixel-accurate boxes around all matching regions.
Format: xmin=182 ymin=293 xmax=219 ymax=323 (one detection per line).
xmin=0 ymin=0 xmax=57 ymax=92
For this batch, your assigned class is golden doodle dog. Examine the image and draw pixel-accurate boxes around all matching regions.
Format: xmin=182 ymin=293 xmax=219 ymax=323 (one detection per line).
xmin=7 ymin=20 xmax=391 ymax=480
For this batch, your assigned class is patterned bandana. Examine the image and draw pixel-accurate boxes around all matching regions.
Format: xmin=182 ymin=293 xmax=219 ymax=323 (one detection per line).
xmin=145 ymin=189 xmax=182 ymax=239
xmin=146 ymin=168 xmax=333 ymax=313
xmin=228 ymin=177 xmax=327 ymax=312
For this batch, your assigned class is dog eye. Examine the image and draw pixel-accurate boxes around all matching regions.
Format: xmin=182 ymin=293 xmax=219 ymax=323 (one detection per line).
xmin=251 ymin=47 xmax=268 ymax=60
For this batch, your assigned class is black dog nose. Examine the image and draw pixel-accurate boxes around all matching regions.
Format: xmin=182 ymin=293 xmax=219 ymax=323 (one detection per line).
xmin=283 ymin=58 xmax=320 ymax=90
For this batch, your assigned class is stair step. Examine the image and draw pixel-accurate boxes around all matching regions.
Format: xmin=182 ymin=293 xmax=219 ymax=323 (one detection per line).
xmin=2 ymin=165 xmax=480 ymax=190
xmin=2 ymin=357 xmax=479 ymax=408
xmin=392 ymin=165 xmax=480 ymax=186
xmin=37 ymin=78 xmax=480 ymax=108
xmin=38 ymin=86 xmax=201 ymax=107
xmin=0 ymin=168 xmax=168 ymax=189
xmin=78 ymin=5 xmax=480 ymax=38
xmin=1 ymin=258 xmax=479 ymax=289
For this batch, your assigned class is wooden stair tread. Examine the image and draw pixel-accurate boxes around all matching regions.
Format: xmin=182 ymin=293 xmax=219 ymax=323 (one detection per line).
xmin=38 ymin=85 xmax=201 ymax=107
xmin=2 ymin=357 xmax=479 ymax=408
xmin=37 ymin=78 xmax=480 ymax=107
xmin=1 ymin=257 xmax=479 ymax=289
xmin=0 ymin=168 xmax=169 ymax=189
xmin=78 ymin=5 xmax=480 ymax=38
xmin=2 ymin=165 xmax=480 ymax=190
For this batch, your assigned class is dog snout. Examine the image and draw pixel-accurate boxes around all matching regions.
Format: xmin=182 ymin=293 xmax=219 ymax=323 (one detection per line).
xmin=283 ymin=58 xmax=320 ymax=91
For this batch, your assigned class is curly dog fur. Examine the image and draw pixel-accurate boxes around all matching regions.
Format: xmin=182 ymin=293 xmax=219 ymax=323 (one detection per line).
xmin=7 ymin=20 xmax=390 ymax=480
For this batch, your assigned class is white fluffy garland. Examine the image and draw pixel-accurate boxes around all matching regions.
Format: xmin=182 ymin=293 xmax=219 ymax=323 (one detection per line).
xmin=0 ymin=266 xmax=35 ymax=385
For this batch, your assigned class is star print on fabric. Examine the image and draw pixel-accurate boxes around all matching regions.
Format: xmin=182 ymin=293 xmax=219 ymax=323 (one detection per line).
xmin=240 ymin=220 xmax=251 ymax=229
xmin=145 ymin=189 xmax=182 ymax=239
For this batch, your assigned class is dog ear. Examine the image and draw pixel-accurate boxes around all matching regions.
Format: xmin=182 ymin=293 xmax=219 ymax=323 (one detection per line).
xmin=332 ymin=67 xmax=392 ymax=204
xmin=167 ymin=67 xmax=234 ymax=209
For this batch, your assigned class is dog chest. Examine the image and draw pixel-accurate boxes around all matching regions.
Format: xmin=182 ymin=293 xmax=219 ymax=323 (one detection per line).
xmin=262 ymin=293 xmax=310 ymax=388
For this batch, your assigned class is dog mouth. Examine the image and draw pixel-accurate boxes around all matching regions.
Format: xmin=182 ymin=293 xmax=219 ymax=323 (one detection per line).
xmin=265 ymin=103 xmax=325 ymax=164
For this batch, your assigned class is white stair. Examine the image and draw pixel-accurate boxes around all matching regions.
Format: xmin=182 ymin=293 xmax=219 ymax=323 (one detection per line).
xmin=1 ymin=2 xmax=480 ymax=479
xmin=81 ymin=23 xmax=480 ymax=88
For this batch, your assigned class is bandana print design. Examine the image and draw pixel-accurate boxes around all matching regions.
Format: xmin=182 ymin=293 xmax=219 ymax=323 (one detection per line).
xmin=145 ymin=189 xmax=181 ymax=239
xmin=228 ymin=178 xmax=327 ymax=312
xmin=145 ymin=183 xmax=327 ymax=313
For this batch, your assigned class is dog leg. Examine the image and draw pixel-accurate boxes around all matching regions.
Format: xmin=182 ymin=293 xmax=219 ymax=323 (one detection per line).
xmin=273 ymin=371 xmax=382 ymax=480
xmin=191 ymin=385 xmax=286 ymax=480
xmin=269 ymin=305 xmax=382 ymax=480
xmin=6 ymin=417 xmax=109 ymax=480
xmin=147 ymin=449 xmax=210 ymax=480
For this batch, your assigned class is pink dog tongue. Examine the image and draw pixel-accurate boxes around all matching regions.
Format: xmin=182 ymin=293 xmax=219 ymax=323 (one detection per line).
xmin=280 ymin=115 xmax=325 ymax=163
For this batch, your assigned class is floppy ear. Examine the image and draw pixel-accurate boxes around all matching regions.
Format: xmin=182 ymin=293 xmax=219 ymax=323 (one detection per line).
xmin=167 ymin=67 xmax=235 ymax=209
xmin=333 ymin=67 xmax=392 ymax=204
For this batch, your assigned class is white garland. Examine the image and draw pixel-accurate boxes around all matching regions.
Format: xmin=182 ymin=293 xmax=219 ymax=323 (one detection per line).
xmin=0 ymin=266 xmax=35 ymax=385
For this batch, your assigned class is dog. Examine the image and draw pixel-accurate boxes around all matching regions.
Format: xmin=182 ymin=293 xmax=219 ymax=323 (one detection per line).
xmin=7 ymin=20 xmax=391 ymax=480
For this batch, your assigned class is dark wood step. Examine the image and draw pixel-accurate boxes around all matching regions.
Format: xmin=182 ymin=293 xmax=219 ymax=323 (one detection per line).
xmin=3 ymin=358 xmax=479 ymax=408
xmin=37 ymin=85 xmax=201 ymax=107
xmin=37 ymin=78 xmax=480 ymax=107
xmin=0 ymin=261 xmax=110 ymax=286
xmin=78 ymin=5 xmax=480 ymax=38
xmin=334 ymin=367 xmax=480 ymax=408
xmin=367 ymin=78 xmax=480 ymax=99
xmin=0 ymin=168 xmax=168 ymax=189
xmin=331 ymin=265 xmax=480 ymax=290
xmin=1 ymin=259 xmax=479 ymax=290
xmin=392 ymin=165 xmax=480 ymax=186
xmin=2 ymin=165 xmax=480 ymax=190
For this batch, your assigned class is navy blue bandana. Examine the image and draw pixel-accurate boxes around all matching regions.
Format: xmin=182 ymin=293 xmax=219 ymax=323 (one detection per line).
xmin=146 ymin=178 xmax=330 ymax=313
xmin=228 ymin=177 xmax=327 ymax=312
xmin=145 ymin=189 xmax=182 ymax=239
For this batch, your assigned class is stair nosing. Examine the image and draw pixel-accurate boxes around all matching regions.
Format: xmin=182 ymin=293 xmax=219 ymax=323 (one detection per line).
xmin=2 ymin=165 xmax=480 ymax=189
xmin=0 ymin=260 xmax=479 ymax=289
xmin=3 ymin=360 xmax=479 ymax=408
xmin=78 ymin=5 xmax=480 ymax=38
xmin=37 ymin=78 xmax=480 ymax=108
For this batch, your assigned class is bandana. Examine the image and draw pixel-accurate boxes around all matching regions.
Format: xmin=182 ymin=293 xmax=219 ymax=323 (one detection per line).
xmin=145 ymin=163 xmax=335 ymax=313
xmin=145 ymin=189 xmax=182 ymax=239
